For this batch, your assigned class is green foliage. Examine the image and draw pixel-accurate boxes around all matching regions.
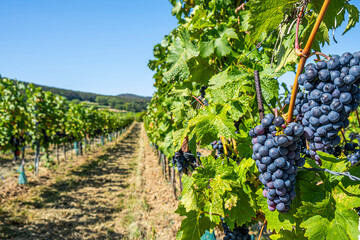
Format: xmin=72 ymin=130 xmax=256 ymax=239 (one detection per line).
xmin=145 ymin=0 xmax=360 ymax=239
xmin=0 ymin=77 xmax=135 ymax=159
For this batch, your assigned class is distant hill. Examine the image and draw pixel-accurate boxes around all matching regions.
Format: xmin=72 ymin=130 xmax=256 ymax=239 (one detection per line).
xmin=117 ymin=93 xmax=152 ymax=100
xmin=14 ymin=80 xmax=151 ymax=112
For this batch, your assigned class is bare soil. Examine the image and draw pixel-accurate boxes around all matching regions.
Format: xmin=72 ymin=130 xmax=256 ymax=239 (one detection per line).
xmin=0 ymin=122 xmax=182 ymax=240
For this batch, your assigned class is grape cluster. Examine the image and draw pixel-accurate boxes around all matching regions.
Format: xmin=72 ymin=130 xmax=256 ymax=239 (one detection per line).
xmin=200 ymin=85 xmax=209 ymax=106
xmin=211 ymin=140 xmax=238 ymax=161
xmin=200 ymin=85 xmax=208 ymax=98
xmin=171 ymin=150 xmax=200 ymax=172
xmin=221 ymin=219 xmax=252 ymax=240
xmin=296 ymin=53 xmax=360 ymax=164
xmin=342 ymin=142 xmax=360 ymax=165
xmin=250 ymin=114 xmax=305 ymax=212
xmin=211 ymin=140 xmax=224 ymax=156
xmin=327 ymin=142 xmax=360 ymax=165
xmin=347 ymin=150 xmax=360 ymax=166
xmin=349 ymin=132 xmax=360 ymax=142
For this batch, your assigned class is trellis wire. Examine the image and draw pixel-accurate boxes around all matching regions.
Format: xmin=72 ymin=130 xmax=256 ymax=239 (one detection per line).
xmin=238 ymin=26 xmax=279 ymax=64
xmin=301 ymin=167 xmax=360 ymax=181
xmin=185 ymin=152 xmax=360 ymax=181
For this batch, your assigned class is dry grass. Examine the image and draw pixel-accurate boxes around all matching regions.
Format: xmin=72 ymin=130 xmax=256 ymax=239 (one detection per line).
xmin=0 ymin=122 xmax=182 ymax=240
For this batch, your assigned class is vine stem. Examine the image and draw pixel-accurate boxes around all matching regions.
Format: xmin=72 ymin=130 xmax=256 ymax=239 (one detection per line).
xmin=273 ymin=108 xmax=279 ymax=118
xmin=200 ymin=211 xmax=228 ymax=217
xmin=258 ymin=219 xmax=267 ymax=240
xmin=356 ymin=110 xmax=360 ymax=126
xmin=341 ymin=129 xmax=347 ymax=144
xmin=254 ymin=70 xmax=265 ymax=121
xmin=295 ymin=6 xmax=305 ymax=57
xmin=287 ymin=0 xmax=332 ymax=123
xmin=220 ymin=136 xmax=228 ymax=155
xmin=192 ymin=95 xmax=206 ymax=108
xmin=232 ymin=139 xmax=238 ymax=154
xmin=310 ymin=51 xmax=330 ymax=60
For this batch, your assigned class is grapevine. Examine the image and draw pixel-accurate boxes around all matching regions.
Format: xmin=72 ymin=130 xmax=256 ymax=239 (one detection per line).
xmin=0 ymin=78 xmax=135 ymax=179
xmin=145 ymin=0 xmax=360 ymax=239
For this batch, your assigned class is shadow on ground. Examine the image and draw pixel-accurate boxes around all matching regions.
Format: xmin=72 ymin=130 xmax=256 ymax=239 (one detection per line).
xmin=0 ymin=123 xmax=141 ymax=240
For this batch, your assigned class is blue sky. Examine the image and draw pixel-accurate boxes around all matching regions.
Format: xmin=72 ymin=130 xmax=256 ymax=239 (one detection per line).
xmin=0 ymin=0 xmax=178 ymax=97
xmin=0 ymin=1 xmax=359 ymax=97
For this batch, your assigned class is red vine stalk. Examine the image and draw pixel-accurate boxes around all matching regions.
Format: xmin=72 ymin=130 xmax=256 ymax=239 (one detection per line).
xmin=273 ymin=108 xmax=279 ymax=117
xmin=356 ymin=110 xmax=360 ymax=126
xmin=287 ymin=0 xmax=332 ymax=123
xmin=310 ymin=51 xmax=330 ymax=60
xmin=341 ymin=129 xmax=347 ymax=144
xmin=295 ymin=6 xmax=305 ymax=57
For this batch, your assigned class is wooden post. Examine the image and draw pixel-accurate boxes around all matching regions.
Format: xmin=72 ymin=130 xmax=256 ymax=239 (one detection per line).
xmin=56 ymin=144 xmax=60 ymax=165
xmin=164 ymin=156 xmax=167 ymax=180
xmin=179 ymin=172 xmax=183 ymax=193
xmin=172 ymin=167 xmax=177 ymax=199
xmin=168 ymin=158 xmax=171 ymax=182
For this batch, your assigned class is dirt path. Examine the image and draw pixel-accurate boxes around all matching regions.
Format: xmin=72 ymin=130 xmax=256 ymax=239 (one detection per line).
xmin=0 ymin=122 xmax=181 ymax=240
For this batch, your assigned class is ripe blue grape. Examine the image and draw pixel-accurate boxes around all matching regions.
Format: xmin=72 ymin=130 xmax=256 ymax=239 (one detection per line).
xmin=296 ymin=52 xmax=360 ymax=165
xmin=172 ymin=150 xmax=200 ymax=172
xmin=221 ymin=219 xmax=252 ymax=240
xmin=251 ymin=116 xmax=302 ymax=213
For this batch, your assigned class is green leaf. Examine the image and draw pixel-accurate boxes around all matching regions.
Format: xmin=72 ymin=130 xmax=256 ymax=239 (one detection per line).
xmin=181 ymin=174 xmax=199 ymax=211
xmin=270 ymin=229 xmax=307 ymax=240
xmin=256 ymin=189 xmax=295 ymax=232
xmin=296 ymin=185 xmax=360 ymax=240
xmin=344 ymin=4 xmax=360 ymax=35
xmin=259 ymin=76 xmax=279 ymax=107
xmin=214 ymin=36 xmax=232 ymax=57
xmin=225 ymin=187 xmax=256 ymax=227
xmin=200 ymin=40 xmax=215 ymax=58
xmin=172 ymin=1 xmax=182 ymax=16
xmin=176 ymin=210 xmax=216 ymax=240
xmin=187 ymin=57 xmax=217 ymax=84
xmin=164 ymin=29 xmax=200 ymax=82
xmin=247 ymin=0 xmax=295 ymax=43
xmin=188 ymin=104 xmax=236 ymax=145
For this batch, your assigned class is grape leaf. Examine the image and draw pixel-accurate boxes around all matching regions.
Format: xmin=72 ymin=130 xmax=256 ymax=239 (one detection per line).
xmin=187 ymin=57 xmax=218 ymax=84
xmin=181 ymin=174 xmax=199 ymax=211
xmin=344 ymin=4 xmax=360 ymax=35
xmin=188 ymin=104 xmax=236 ymax=146
xmin=296 ymin=185 xmax=360 ymax=240
xmin=164 ymin=29 xmax=199 ymax=82
xmin=270 ymin=229 xmax=307 ymax=240
xmin=247 ymin=0 xmax=295 ymax=44
xmin=256 ymin=189 xmax=295 ymax=232
xmin=176 ymin=210 xmax=216 ymax=240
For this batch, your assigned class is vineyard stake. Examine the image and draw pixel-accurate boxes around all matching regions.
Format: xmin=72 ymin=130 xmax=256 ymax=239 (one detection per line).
xmin=254 ymin=70 xmax=265 ymax=121
xmin=179 ymin=172 xmax=183 ymax=193
xmin=168 ymin=157 xmax=171 ymax=182
xmin=172 ymin=167 xmax=177 ymax=199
